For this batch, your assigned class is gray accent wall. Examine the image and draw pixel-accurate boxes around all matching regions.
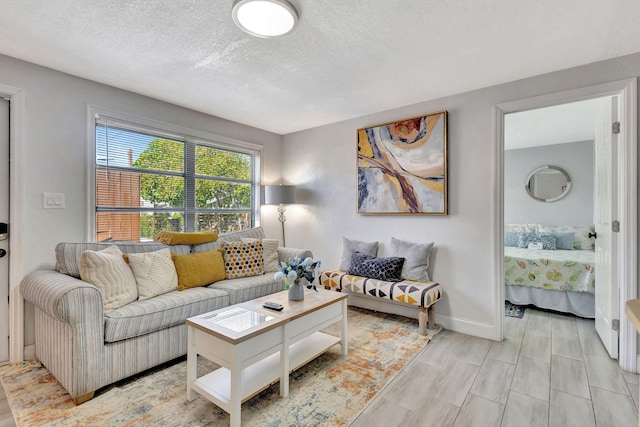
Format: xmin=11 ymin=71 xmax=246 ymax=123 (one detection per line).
xmin=504 ymin=140 xmax=594 ymax=226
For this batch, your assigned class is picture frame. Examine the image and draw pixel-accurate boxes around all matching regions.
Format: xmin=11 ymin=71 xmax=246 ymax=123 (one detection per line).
xmin=357 ymin=111 xmax=448 ymax=215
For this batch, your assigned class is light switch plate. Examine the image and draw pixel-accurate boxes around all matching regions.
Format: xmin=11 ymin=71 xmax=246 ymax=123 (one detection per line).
xmin=43 ymin=192 xmax=65 ymax=209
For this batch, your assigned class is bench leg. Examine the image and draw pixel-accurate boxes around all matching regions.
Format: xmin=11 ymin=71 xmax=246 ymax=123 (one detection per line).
xmin=418 ymin=306 xmax=437 ymax=335
xmin=427 ymin=305 xmax=436 ymax=329
xmin=73 ymin=391 xmax=94 ymax=405
xmin=419 ymin=308 xmax=427 ymax=336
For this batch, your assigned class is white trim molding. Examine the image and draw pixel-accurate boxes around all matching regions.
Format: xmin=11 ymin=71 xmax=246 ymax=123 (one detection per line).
xmin=0 ymin=83 xmax=26 ymax=363
xmin=494 ymin=78 xmax=638 ymax=372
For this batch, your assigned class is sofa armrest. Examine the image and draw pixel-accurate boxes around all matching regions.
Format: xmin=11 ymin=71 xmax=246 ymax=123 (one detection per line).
xmin=21 ymin=269 xmax=105 ymax=400
xmin=21 ymin=269 xmax=104 ymax=324
xmin=277 ymin=247 xmax=313 ymax=262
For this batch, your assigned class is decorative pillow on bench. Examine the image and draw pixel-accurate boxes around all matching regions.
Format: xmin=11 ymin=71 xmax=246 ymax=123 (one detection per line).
xmin=348 ymin=252 xmax=405 ymax=282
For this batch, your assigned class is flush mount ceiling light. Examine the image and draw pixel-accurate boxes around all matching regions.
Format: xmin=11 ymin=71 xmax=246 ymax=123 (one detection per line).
xmin=232 ymin=0 xmax=298 ymax=38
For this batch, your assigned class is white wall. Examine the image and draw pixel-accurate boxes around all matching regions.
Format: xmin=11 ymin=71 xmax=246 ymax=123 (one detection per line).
xmin=281 ymin=51 xmax=640 ymax=340
xmin=0 ymin=54 xmax=283 ymax=347
xmin=504 ymin=140 xmax=594 ymax=225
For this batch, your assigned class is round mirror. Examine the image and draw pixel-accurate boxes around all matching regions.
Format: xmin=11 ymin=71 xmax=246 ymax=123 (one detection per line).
xmin=525 ymin=165 xmax=571 ymax=202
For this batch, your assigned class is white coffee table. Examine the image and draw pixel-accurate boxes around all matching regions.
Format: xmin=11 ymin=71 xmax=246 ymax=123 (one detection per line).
xmin=186 ymin=289 xmax=348 ymax=427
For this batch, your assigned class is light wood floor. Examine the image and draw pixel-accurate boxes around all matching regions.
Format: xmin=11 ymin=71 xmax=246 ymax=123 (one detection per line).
xmin=0 ymin=308 xmax=635 ymax=427
xmin=351 ymin=308 xmax=639 ymax=427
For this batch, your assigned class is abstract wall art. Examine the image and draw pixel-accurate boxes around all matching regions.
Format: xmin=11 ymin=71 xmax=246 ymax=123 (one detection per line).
xmin=357 ymin=111 xmax=448 ymax=215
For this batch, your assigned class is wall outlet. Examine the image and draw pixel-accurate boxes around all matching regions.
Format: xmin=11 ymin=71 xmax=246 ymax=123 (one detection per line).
xmin=43 ymin=192 xmax=65 ymax=209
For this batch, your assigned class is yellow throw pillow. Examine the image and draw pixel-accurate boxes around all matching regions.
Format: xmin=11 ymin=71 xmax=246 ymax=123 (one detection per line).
xmin=80 ymin=245 xmax=138 ymax=313
xmin=154 ymin=231 xmax=219 ymax=245
xmin=221 ymin=241 xmax=264 ymax=279
xmin=172 ymin=250 xmax=226 ymax=290
xmin=125 ymin=248 xmax=178 ymax=300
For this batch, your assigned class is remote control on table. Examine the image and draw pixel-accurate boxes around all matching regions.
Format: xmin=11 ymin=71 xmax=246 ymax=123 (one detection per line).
xmin=263 ymin=301 xmax=284 ymax=311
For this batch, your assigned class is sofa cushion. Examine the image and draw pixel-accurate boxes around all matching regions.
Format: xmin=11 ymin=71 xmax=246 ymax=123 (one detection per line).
xmin=338 ymin=237 xmax=378 ymax=271
xmin=79 ymin=245 xmax=138 ymax=314
xmin=207 ymin=274 xmax=284 ymax=305
xmin=104 ymin=287 xmax=230 ymax=343
xmin=241 ymin=238 xmax=280 ymax=273
xmin=221 ymin=241 xmax=264 ymax=279
xmin=56 ymin=242 xmax=190 ymax=279
xmin=172 ymin=250 xmax=226 ymax=290
xmin=154 ymin=230 xmax=218 ymax=245
xmin=125 ymin=248 xmax=178 ymax=300
xmin=320 ymin=270 xmax=443 ymax=308
xmin=191 ymin=227 xmax=267 ymax=253
xmin=348 ymin=252 xmax=405 ymax=282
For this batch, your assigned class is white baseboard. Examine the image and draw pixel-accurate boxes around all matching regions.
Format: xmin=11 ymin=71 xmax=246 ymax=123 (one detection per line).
xmin=23 ymin=344 xmax=35 ymax=361
xmin=346 ymin=293 xmax=499 ymax=341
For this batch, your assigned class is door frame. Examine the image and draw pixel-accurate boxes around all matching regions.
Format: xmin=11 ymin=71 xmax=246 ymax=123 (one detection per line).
xmin=493 ymin=78 xmax=638 ymax=371
xmin=0 ymin=83 xmax=25 ymax=363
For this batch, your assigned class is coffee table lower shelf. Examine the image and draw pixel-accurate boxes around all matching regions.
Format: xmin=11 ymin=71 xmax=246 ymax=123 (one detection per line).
xmin=191 ymin=331 xmax=340 ymax=409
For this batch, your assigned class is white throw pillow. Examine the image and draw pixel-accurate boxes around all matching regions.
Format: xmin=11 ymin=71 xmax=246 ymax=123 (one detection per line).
xmin=241 ymin=238 xmax=280 ymax=273
xmin=126 ymin=248 xmax=178 ymax=300
xmin=389 ymin=237 xmax=434 ymax=282
xmin=338 ymin=237 xmax=378 ymax=271
xmin=80 ymin=245 xmax=138 ymax=313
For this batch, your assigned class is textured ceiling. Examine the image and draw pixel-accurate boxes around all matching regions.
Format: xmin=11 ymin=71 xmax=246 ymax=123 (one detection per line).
xmin=1 ymin=0 xmax=640 ymax=134
xmin=505 ymin=97 xmax=610 ymax=150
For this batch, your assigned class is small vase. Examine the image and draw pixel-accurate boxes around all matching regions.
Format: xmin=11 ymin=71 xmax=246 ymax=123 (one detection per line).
xmin=288 ymin=281 xmax=304 ymax=301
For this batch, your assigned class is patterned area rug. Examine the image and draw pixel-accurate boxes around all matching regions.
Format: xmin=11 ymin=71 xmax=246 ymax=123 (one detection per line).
xmin=505 ymin=302 xmax=526 ymax=319
xmin=0 ymin=307 xmax=440 ymax=427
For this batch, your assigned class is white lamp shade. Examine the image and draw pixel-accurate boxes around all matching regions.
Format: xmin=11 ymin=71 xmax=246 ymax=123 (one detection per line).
xmin=264 ymin=185 xmax=297 ymax=205
xmin=232 ymin=0 xmax=298 ymax=38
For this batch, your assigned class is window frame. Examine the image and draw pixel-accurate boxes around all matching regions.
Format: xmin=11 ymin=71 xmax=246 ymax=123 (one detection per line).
xmin=87 ymin=105 xmax=263 ymax=242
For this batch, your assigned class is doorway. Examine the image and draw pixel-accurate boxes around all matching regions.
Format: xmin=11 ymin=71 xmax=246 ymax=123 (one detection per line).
xmin=0 ymin=98 xmax=8 ymax=364
xmin=495 ymin=79 xmax=638 ymax=371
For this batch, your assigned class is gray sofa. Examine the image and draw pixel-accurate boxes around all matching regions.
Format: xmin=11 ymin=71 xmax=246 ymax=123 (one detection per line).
xmin=20 ymin=227 xmax=311 ymax=404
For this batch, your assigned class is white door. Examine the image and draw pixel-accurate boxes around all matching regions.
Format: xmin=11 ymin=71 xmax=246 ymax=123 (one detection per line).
xmin=0 ymin=98 xmax=8 ymax=363
xmin=594 ymin=96 xmax=619 ymax=359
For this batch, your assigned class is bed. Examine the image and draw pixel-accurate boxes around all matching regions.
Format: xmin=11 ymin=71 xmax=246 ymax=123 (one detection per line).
xmin=504 ymin=225 xmax=596 ymax=318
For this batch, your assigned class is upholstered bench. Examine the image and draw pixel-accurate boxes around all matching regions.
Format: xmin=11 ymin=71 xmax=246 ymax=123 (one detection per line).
xmin=320 ymin=270 xmax=443 ymax=335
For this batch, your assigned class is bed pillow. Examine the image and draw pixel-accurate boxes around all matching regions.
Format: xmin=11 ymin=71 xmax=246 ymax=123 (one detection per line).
xmin=554 ymin=232 xmax=575 ymax=250
xmin=517 ymin=232 xmax=557 ymax=250
xmin=389 ymin=237 xmax=433 ymax=281
xmin=348 ymin=252 xmax=405 ymax=282
xmin=538 ymin=225 xmax=594 ymax=250
xmin=124 ymin=248 xmax=178 ymax=300
xmin=504 ymin=231 xmax=520 ymax=247
xmin=338 ymin=237 xmax=378 ymax=271
xmin=79 ymin=245 xmax=138 ymax=313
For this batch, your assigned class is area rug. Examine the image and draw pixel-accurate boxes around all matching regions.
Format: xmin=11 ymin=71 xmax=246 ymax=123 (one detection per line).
xmin=505 ymin=302 xmax=526 ymax=318
xmin=0 ymin=307 xmax=440 ymax=427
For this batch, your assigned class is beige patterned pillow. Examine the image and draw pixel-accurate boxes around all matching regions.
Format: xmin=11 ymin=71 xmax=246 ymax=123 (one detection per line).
xmin=221 ymin=241 xmax=264 ymax=279
xmin=241 ymin=238 xmax=280 ymax=273
xmin=80 ymin=245 xmax=138 ymax=313
xmin=125 ymin=248 xmax=178 ymax=300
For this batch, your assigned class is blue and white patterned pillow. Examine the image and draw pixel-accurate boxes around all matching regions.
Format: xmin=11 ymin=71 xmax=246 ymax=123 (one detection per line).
xmin=504 ymin=231 xmax=520 ymax=247
xmin=554 ymin=232 xmax=574 ymax=250
xmin=517 ymin=232 xmax=557 ymax=250
xmin=348 ymin=252 xmax=405 ymax=282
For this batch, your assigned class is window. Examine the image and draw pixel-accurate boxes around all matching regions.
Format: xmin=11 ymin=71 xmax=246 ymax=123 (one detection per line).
xmin=93 ymin=112 xmax=260 ymax=242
